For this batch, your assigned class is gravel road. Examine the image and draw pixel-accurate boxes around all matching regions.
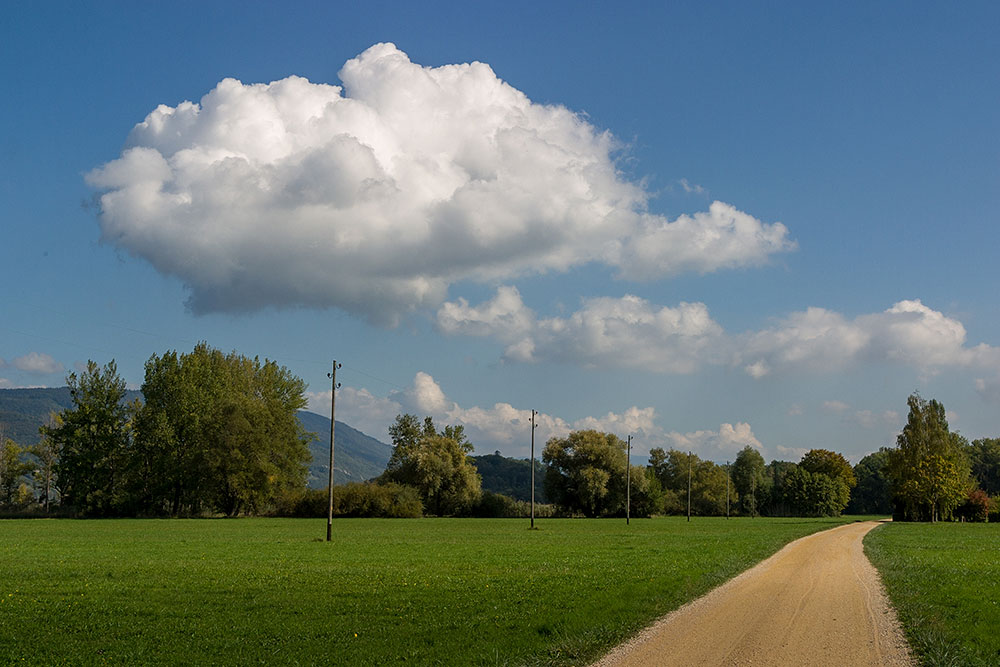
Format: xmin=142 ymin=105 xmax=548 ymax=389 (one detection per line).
xmin=592 ymin=521 xmax=913 ymax=666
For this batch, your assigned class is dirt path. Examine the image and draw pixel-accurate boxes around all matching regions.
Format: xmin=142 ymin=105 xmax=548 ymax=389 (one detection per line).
xmin=593 ymin=521 xmax=913 ymax=667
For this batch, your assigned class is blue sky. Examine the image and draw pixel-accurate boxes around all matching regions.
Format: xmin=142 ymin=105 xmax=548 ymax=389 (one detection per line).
xmin=3 ymin=1 xmax=998 ymax=462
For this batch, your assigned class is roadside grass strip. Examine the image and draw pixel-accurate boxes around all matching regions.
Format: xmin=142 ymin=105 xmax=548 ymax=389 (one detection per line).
xmin=865 ymin=522 xmax=1000 ymax=667
xmin=1 ymin=516 xmax=859 ymax=665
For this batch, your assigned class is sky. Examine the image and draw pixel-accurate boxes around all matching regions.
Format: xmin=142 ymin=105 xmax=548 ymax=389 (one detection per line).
xmin=2 ymin=1 xmax=998 ymax=464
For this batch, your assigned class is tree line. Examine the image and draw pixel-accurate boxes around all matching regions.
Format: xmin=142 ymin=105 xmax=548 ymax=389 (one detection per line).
xmin=1 ymin=344 xmax=311 ymax=517
xmin=2 ymin=353 xmax=998 ymax=522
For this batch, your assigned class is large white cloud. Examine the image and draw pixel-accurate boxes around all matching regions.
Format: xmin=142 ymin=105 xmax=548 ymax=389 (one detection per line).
xmin=87 ymin=43 xmax=793 ymax=324
xmin=439 ymin=290 xmax=1000 ymax=386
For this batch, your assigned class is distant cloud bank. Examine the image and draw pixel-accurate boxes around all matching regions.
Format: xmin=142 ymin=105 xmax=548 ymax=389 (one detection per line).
xmin=88 ymin=43 xmax=793 ymax=325
xmin=438 ymin=291 xmax=1000 ymax=391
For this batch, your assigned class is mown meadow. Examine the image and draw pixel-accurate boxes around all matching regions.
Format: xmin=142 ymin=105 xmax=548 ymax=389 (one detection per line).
xmin=866 ymin=522 xmax=1000 ymax=667
xmin=1 ymin=516 xmax=861 ymax=665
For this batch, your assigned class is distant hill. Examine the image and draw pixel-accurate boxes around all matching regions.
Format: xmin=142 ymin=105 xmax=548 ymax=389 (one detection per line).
xmin=472 ymin=451 xmax=547 ymax=503
xmin=297 ymin=410 xmax=392 ymax=487
xmin=0 ymin=388 xmax=392 ymax=486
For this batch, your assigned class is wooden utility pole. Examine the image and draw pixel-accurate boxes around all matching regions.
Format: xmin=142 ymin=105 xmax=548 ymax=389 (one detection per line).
xmin=626 ymin=435 xmax=632 ymax=525
xmin=326 ymin=361 xmax=341 ymax=542
xmin=726 ymin=460 xmax=730 ymax=519
xmin=530 ymin=409 xmax=538 ymax=529
xmin=687 ymin=450 xmax=693 ymax=522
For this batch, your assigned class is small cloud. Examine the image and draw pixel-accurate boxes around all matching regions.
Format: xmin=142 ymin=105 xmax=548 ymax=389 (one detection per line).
xmin=852 ymin=409 xmax=900 ymax=429
xmin=11 ymin=352 xmax=63 ymax=375
xmin=787 ymin=404 xmax=804 ymax=416
xmin=822 ymin=400 xmax=850 ymax=414
xmin=678 ymin=178 xmax=706 ymax=194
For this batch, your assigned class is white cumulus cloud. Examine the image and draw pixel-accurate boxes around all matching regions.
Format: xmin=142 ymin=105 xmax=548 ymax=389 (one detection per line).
xmin=87 ymin=43 xmax=794 ymax=324
xmin=438 ymin=292 xmax=1000 ymax=398
xmin=663 ymin=422 xmax=763 ymax=457
xmin=437 ymin=287 xmax=727 ymax=372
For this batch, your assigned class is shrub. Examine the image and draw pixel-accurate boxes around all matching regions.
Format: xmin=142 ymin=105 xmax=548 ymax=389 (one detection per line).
xmin=955 ymin=489 xmax=990 ymax=522
xmin=273 ymin=483 xmax=423 ymax=518
xmin=955 ymin=489 xmax=988 ymax=522
xmin=468 ymin=491 xmax=558 ymax=518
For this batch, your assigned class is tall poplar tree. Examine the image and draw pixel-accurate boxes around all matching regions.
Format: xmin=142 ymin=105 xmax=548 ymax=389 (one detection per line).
xmin=887 ymin=393 xmax=971 ymax=521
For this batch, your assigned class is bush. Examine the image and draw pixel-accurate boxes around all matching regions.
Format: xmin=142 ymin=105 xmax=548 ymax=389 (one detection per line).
xmin=468 ymin=491 xmax=558 ymax=518
xmin=956 ymin=489 xmax=990 ymax=523
xmin=273 ymin=483 xmax=423 ymax=518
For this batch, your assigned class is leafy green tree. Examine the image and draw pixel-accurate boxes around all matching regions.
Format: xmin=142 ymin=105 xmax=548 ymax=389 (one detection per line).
xmin=968 ymin=438 xmax=1000 ymax=496
xmin=799 ymin=449 xmax=856 ymax=488
xmin=43 ymin=360 xmax=131 ymax=516
xmin=648 ymin=448 xmax=734 ymax=516
xmin=784 ymin=467 xmax=846 ymax=517
xmin=544 ymin=430 xmax=637 ymax=517
xmin=380 ymin=414 xmax=482 ymax=515
xmin=137 ymin=343 xmax=311 ymax=516
xmin=0 ymin=432 xmax=31 ymax=507
xmin=765 ymin=460 xmax=799 ymax=516
xmin=732 ymin=446 xmax=769 ymax=516
xmin=798 ymin=449 xmax=854 ymax=512
xmin=847 ymin=449 xmax=892 ymax=515
xmin=887 ymin=393 xmax=972 ymax=522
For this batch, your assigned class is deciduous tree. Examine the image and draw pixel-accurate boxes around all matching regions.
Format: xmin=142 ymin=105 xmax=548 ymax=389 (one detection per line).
xmin=138 ymin=343 xmax=311 ymax=516
xmin=784 ymin=467 xmax=845 ymax=517
xmin=648 ymin=448 xmax=734 ymax=516
xmin=798 ymin=449 xmax=854 ymax=513
xmin=887 ymin=393 xmax=971 ymax=521
xmin=381 ymin=414 xmax=481 ymax=515
xmin=544 ymin=430 xmax=639 ymax=517
xmin=968 ymin=438 xmax=1000 ymax=496
xmin=43 ymin=360 xmax=131 ymax=516
xmin=0 ymin=431 xmax=31 ymax=507
xmin=847 ymin=449 xmax=892 ymax=515
xmin=732 ymin=446 xmax=769 ymax=516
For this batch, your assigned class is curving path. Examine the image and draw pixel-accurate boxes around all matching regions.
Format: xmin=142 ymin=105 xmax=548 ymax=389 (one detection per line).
xmin=593 ymin=521 xmax=913 ymax=667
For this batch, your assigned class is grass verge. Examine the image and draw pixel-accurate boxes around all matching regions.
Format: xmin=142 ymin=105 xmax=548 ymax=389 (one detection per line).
xmin=865 ymin=521 xmax=1000 ymax=666
xmin=1 ymin=516 xmax=859 ymax=665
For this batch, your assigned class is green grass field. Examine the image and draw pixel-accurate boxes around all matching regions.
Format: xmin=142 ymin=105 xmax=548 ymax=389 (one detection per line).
xmin=865 ymin=522 xmax=1000 ymax=667
xmin=1 ymin=516 xmax=860 ymax=666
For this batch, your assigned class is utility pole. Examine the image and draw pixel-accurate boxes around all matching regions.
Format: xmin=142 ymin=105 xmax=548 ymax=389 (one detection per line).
xmin=326 ymin=361 xmax=341 ymax=542
xmin=530 ymin=409 xmax=538 ymax=529
xmin=726 ymin=460 xmax=730 ymax=519
xmin=687 ymin=450 xmax=692 ymax=522
xmin=626 ymin=435 xmax=632 ymax=525
xmin=751 ymin=473 xmax=756 ymax=519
